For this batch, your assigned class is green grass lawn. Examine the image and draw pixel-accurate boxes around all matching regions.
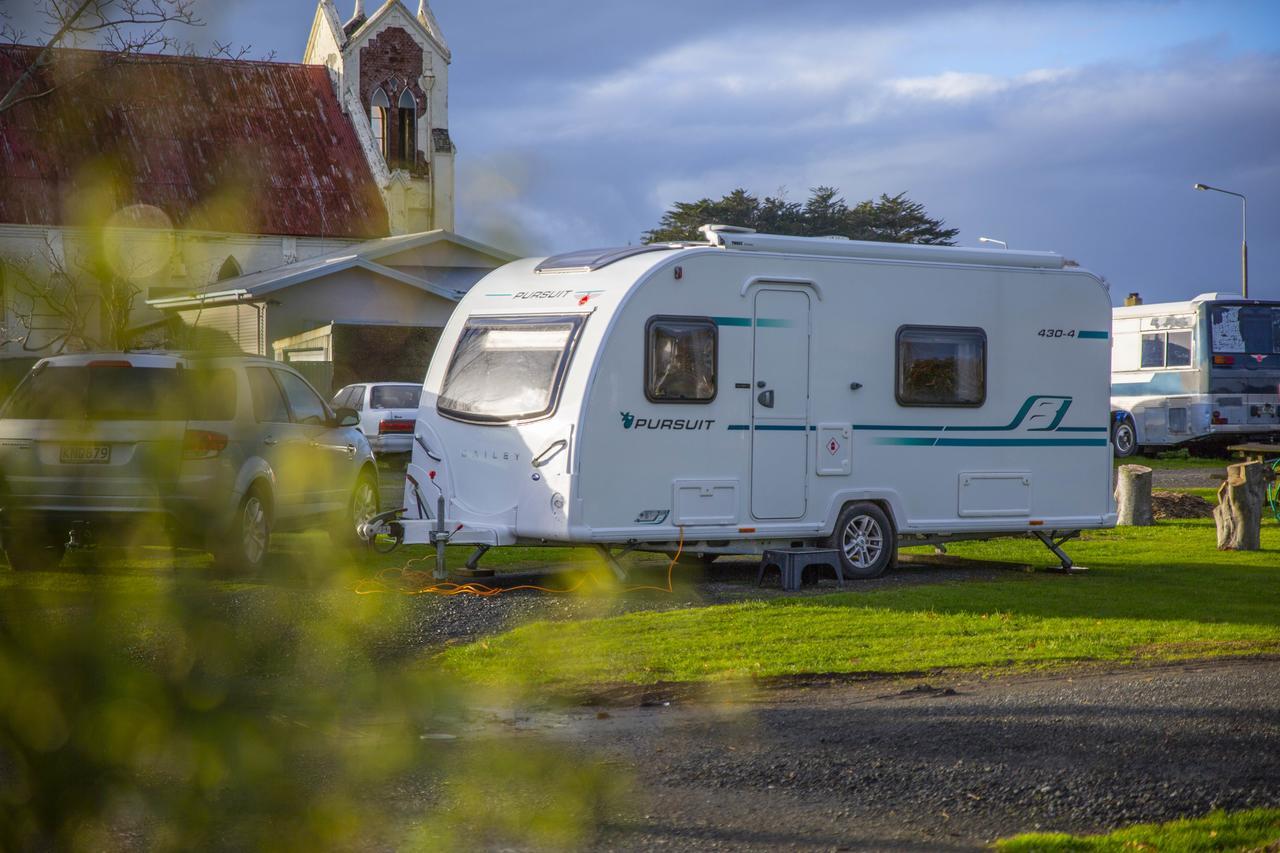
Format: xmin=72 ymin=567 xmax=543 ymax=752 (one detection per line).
xmin=996 ymin=808 xmax=1280 ymax=851
xmin=438 ymin=518 xmax=1280 ymax=689
xmin=1113 ymin=450 xmax=1227 ymax=470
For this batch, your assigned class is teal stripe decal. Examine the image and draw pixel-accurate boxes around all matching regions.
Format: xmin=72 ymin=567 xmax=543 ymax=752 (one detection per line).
xmin=1078 ymin=330 xmax=1108 ymax=339
xmin=876 ymin=437 xmax=1107 ymax=447
xmin=710 ymin=316 xmax=794 ymax=328
xmin=727 ymin=424 xmax=815 ymax=431
xmin=1054 ymin=426 xmax=1108 ymax=433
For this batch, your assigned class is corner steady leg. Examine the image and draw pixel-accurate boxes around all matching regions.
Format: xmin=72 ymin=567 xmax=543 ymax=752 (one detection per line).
xmin=465 ymin=545 xmax=490 ymax=570
xmin=595 ymin=545 xmax=629 ymax=582
xmin=1033 ymin=530 xmax=1086 ymax=573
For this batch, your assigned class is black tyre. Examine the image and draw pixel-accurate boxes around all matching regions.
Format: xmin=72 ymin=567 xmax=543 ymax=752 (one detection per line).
xmin=4 ymin=533 xmax=65 ymax=572
xmin=331 ymin=470 xmax=379 ymax=550
xmin=214 ymin=486 xmax=271 ymax=572
xmin=827 ymin=502 xmax=895 ymax=580
xmin=1111 ymin=416 xmax=1138 ymax=458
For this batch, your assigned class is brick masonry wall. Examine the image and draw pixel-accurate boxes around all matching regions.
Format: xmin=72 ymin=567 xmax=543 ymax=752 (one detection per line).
xmin=359 ymin=27 xmax=429 ymax=172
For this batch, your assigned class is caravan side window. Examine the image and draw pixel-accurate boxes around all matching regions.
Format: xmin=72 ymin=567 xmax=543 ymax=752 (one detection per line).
xmin=896 ymin=326 xmax=986 ymax=407
xmin=646 ymin=316 xmax=717 ymax=403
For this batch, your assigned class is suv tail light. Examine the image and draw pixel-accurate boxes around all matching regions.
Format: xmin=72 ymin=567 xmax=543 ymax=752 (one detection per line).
xmin=183 ymin=429 xmax=228 ymax=459
xmin=378 ymin=419 xmax=414 ymax=435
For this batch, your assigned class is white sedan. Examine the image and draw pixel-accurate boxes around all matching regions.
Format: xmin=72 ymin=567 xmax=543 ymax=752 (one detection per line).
xmin=330 ymin=382 xmax=421 ymax=455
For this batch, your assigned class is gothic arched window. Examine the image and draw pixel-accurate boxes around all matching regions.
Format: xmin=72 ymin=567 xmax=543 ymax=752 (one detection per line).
xmin=370 ymin=88 xmax=390 ymax=159
xmin=396 ymin=89 xmax=416 ymax=167
xmin=216 ymin=255 xmax=242 ymax=281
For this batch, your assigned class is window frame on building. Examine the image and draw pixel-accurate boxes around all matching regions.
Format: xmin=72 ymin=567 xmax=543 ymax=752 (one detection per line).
xmin=370 ymin=88 xmax=390 ymax=160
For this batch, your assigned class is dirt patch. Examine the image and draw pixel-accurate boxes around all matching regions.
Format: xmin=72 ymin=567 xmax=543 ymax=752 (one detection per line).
xmin=1151 ymin=489 xmax=1215 ymax=519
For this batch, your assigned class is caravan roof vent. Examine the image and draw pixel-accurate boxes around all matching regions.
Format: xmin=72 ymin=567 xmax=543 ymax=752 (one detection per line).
xmin=535 ymin=243 xmax=687 ymax=274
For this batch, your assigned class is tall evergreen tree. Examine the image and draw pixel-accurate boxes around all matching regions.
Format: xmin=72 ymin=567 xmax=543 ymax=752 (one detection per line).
xmin=643 ymin=187 xmax=958 ymax=245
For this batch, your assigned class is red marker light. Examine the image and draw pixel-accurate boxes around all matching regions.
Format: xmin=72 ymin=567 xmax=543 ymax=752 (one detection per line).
xmin=428 ymin=470 xmax=436 ymax=479
xmin=578 ymin=295 xmax=590 ymax=305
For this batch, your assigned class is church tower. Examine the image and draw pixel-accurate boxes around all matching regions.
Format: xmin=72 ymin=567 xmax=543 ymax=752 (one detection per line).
xmin=303 ymin=0 xmax=455 ymax=234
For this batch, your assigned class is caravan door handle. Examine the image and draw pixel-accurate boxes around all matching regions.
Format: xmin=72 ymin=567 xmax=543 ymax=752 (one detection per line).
xmin=757 ymin=389 xmax=775 ymax=408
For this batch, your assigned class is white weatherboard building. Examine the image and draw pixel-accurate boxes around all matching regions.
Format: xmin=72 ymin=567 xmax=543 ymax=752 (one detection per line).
xmin=1 ymin=0 xmax=506 ymax=387
xmin=377 ymin=228 xmax=1118 ymax=578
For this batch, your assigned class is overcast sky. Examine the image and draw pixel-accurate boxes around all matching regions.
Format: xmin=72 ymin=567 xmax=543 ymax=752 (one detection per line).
xmin=156 ymin=1 xmax=1280 ymax=302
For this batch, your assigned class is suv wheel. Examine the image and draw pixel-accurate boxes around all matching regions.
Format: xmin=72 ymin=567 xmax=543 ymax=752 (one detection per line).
xmin=332 ymin=470 xmax=379 ymax=550
xmin=215 ymin=487 xmax=271 ymax=572
xmin=4 ymin=533 xmax=65 ymax=572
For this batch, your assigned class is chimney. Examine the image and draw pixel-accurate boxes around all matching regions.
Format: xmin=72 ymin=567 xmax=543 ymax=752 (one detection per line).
xmin=1125 ymin=292 xmax=1142 ymax=306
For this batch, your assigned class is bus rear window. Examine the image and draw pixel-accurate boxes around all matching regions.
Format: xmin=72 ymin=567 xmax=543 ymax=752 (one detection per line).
xmin=437 ymin=315 xmax=585 ymax=423
xmin=1210 ymin=305 xmax=1280 ymax=354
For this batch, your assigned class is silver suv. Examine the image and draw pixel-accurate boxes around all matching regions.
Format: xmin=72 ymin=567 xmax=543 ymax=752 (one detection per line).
xmin=0 ymin=353 xmax=379 ymax=571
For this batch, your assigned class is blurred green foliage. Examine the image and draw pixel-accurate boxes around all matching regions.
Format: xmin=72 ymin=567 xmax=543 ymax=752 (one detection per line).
xmin=0 ymin=544 xmax=624 ymax=850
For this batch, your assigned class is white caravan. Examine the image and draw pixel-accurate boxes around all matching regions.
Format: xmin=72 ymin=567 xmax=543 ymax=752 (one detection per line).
xmin=370 ymin=226 xmax=1117 ymax=578
xmin=1110 ymin=294 xmax=1280 ymax=457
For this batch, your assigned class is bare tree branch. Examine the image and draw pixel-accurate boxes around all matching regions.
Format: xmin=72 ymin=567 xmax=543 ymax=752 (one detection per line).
xmin=2 ymin=236 xmax=141 ymax=354
xmin=0 ymin=0 xmax=248 ymax=115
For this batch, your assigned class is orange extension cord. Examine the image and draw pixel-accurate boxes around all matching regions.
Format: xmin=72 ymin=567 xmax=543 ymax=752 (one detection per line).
xmin=354 ymin=528 xmax=683 ymax=598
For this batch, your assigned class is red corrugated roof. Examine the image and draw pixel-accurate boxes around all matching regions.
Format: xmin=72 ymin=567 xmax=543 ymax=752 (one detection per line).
xmin=0 ymin=45 xmax=389 ymax=239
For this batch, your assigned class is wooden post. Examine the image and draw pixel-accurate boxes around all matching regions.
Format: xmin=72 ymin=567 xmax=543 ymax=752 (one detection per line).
xmin=1115 ymin=464 xmax=1154 ymax=526
xmin=1214 ymin=462 xmax=1269 ymax=551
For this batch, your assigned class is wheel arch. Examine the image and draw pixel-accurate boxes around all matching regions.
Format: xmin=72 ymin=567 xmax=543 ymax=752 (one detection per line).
xmin=1111 ymin=408 xmax=1142 ymax=444
xmin=821 ymin=490 xmax=905 ymax=539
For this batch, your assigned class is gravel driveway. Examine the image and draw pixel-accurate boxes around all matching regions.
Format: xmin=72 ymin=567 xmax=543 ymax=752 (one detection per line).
xmin=545 ymin=657 xmax=1279 ymax=851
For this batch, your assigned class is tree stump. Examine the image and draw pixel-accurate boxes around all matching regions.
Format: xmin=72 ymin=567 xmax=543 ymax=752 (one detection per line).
xmin=1214 ymin=462 xmax=1269 ymax=551
xmin=1115 ymin=464 xmax=1154 ymax=526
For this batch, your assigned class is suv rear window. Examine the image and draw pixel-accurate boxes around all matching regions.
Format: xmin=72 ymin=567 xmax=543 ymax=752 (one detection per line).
xmin=3 ymin=364 xmax=236 ymax=421
xmin=370 ymin=385 xmax=421 ymax=409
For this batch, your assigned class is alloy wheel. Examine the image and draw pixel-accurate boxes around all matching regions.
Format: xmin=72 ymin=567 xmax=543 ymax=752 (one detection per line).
xmin=242 ymin=496 xmax=268 ymax=565
xmin=841 ymin=514 xmax=884 ymax=569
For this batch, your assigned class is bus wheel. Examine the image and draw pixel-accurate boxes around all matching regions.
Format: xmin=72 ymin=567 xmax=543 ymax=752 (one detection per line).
xmin=1112 ymin=416 xmax=1138 ymax=458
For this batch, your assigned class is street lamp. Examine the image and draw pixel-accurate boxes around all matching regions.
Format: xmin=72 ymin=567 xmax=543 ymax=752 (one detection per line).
xmin=1193 ymin=182 xmax=1248 ymax=298
xmin=978 ymin=237 xmax=1007 ymax=249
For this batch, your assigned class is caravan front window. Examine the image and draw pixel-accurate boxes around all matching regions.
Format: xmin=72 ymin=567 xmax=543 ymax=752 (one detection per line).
xmin=437 ymin=315 xmax=585 ymax=423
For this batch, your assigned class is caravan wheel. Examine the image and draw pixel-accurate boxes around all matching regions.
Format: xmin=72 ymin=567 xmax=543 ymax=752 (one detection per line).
xmin=829 ymin=502 xmax=895 ymax=580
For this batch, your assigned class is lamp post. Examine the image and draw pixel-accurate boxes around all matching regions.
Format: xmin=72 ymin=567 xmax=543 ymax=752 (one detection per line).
xmin=978 ymin=237 xmax=1007 ymax=249
xmin=1193 ymin=182 xmax=1248 ymax=299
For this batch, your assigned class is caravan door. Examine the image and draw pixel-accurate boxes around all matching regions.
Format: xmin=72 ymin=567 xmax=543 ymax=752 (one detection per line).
xmin=750 ymin=288 xmax=811 ymax=519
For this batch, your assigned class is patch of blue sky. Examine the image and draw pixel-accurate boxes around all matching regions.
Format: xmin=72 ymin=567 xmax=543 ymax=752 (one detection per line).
xmin=872 ymin=1 xmax=1279 ymax=81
